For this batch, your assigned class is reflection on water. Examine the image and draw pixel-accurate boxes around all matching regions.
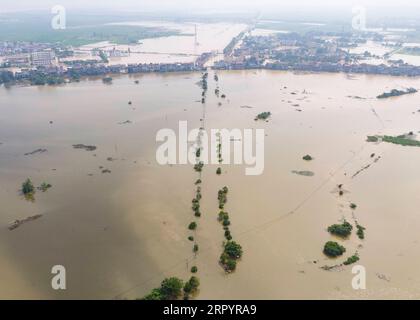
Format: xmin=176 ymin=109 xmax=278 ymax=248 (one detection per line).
xmin=1 ymin=71 xmax=420 ymax=299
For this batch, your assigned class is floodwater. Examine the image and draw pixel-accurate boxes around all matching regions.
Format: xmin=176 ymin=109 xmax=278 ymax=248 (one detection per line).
xmin=73 ymin=22 xmax=248 ymax=65
xmin=1 ymin=70 xmax=420 ymax=299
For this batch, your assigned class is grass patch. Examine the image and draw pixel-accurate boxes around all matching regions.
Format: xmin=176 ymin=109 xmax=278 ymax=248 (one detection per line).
xmin=22 ymin=178 xmax=35 ymax=195
xmin=327 ymin=220 xmax=353 ymax=238
xmin=254 ymin=111 xmax=272 ymax=121
xmin=188 ymin=222 xmax=197 ymax=230
xmin=302 ymin=154 xmax=313 ymax=161
xmin=366 ymin=136 xmax=379 ymax=142
xmin=220 ymin=241 xmax=243 ymax=272
xmin=377 ymin=88 xmax=417 ymax=99
xmin=323 ymin=241 xmax=346 ymax=257
xmin=343 ymin=254 xmax=360 ymax=265
xmin=382 ymin=135 xmax=420 ymax=147
xmin=356 ymin=224 xmax=366 ymax=240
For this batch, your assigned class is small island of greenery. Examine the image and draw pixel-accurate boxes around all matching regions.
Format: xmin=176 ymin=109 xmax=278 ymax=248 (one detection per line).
xmin=218 ymin=187 xmax=229 ymax=209
xmin=302 ymin=154 xmax=313 ymax=161
xmin=188 ymin=222 xmax=197 ymax=230
xmin=377 ymin=87 xmax=417 ymax=99
xmin=220 ymin=241 xmax=243 ymax=272
xmin=356 ymin=224 xmax=366 ymax=240
xmin=254 ymin=111 xmax=272 ymax=121
xmin=142 ymin=276 xmax=200 ymax=300
xmin=142 ymin=277 xmax=184 ymax=300
xmin=366 ymin=136 xmax=379 ymax=142
xmin=323 ymin=241 xmax=346 ymax=257
xmin=327 ymin=220 xmax=353 ymax=238
xmin=22 ymin=178 xmax=35 ymax=195
xmin=183 ymin=276 xmax=200 ymax=299
xmin=194 ymin=162 xmax=204 ymax=172
xmin=367 ymin=133 xmax=420 ymax=147
xmin=382 ymin=134 xmax=420 ymax=147
xmin=39 ymin=182 xmax=52 ymax=192
xmin=343 ymin=254 xmax=360 ymax=265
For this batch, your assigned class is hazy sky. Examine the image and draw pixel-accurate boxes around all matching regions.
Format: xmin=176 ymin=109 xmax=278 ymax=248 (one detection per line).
xmin=2 ymin=0 xmax=420 ymax=12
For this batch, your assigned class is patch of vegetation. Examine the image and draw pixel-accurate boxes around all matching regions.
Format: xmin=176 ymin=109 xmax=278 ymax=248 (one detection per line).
xmin=142 ymin=288 xmax=164 ymax=300
xmin=224 ymin=230 xmax=232 ymax=241
xmin=183 ymin=276 xmax=200 ymax=299
xmin=292 ymin=170 xmax=314 ymax=177
xmin=356 ymin=224 xmax=366 ymax=240
xmin=194 ymin=162 xmax=204 ymax=172
xmin=327 ymin=220 xmax=353 ymax=238
xmin=350 ymin=203 xmax=357 ymax=210
xmin=343 ymin=254 xmax=360 ymax=265
xmin=188 ymin=222 xmax=197 ymax=230
xmin=191 ymin=266 xmax=198 ymax=273
xmin=193 ymin=244 xmax=199 ymax=253
xmin=302 ymin=154 xmax=313 ymax=161
xmin=218 ymin=211 xmax=232 ymax=238
xmin=22 ymin=178 xmax=35 ymax=195
xmin=218 ymin=211 xmax=229 ymax=223
xmin=323 ymin=241 xmax=346 ymax=257
xmin=366 ymin=135 xmax=379 ymax=142
xmin=98 ymin=50 xmax=109 ymax=63
xmin=192 ymin=193 xmax=201 ymax=217
xmin=29 ymin=74 xmax=65 ymax=86
xmin=195 ymin=179 xmax=202 ymax=185
xmin=218 ymin=187 xmax=229 ymax=209
xmin=39 ymin=182 xmax=52 ymax=192
xmin=142 ymin=277 xmax=184 ymax=300
xmin=220 ymin=241 xmax=243 ymax=272
xmin=188 ymin=236 xmax=194 ymax=241
xmin=382 ymin=135 xmax=420 ymax=147
xmin=254 ymin=111 xmax=272 ymax=121
xmin=377 ymin=88 xmax=417 ymax=99
xmin=216 ymin=167 xmax=222 ymax=175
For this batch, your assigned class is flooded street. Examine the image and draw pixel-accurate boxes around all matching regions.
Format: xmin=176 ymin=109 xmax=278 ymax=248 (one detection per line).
xmin=74 ymin=22 xmax=248 ymax=65
xmin=1 ymin=70 xmax=420 ymax=299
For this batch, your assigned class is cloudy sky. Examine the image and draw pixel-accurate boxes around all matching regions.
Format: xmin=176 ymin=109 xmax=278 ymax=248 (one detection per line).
xmin=1 ymin=0 xmax=420 ymax=12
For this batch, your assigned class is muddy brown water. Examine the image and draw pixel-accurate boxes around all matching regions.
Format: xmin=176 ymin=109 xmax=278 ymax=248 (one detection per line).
xmin=1 ymin=71 xmax=420 ymax=299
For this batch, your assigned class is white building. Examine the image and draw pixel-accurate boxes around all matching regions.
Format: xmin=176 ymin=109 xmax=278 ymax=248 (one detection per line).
xmin=31 ymin=50 xmax=55 ymax=67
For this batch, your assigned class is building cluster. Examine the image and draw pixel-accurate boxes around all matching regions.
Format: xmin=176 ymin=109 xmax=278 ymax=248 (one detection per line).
xmin=0 ymin=41 xmax=51 ymax=56
xmin=0 ymin=42 xmax=212 ymax=85
xmin=2 ymin=32 xmax=420 ymax=86
xmin=214 ymin=32 xmax=420 ymax=76
xmin=0 ymin=61 xmax=205 ymax=85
